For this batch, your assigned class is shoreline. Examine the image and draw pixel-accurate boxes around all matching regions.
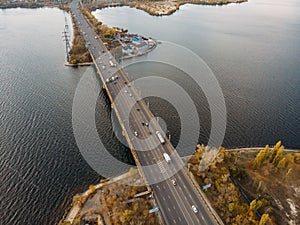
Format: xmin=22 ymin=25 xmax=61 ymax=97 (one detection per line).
xmin=89 ymin=0 xmax=248 ymax=17
xmin=60 ymin=147 xmax=299 ymax=224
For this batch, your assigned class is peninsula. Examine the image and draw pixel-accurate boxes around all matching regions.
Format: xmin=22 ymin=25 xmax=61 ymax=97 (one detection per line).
xmin=85 ymin=0 xmax=247 ymax=17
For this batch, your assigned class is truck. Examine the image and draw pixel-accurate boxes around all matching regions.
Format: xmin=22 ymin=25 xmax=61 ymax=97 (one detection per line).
xmin=109 ymin=60 xmax=116 ymax=67
xmin=163 ymin=153 xmax=171 ymax=163
xmin=155 ymin=131 xmax=165 ymax=144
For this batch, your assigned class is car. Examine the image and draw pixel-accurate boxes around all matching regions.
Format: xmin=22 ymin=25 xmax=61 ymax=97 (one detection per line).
xmin=145 ymin=122 xmax=149 ymax=127
xmin=129 ymin=93 xmax=132 ymax=97
xmin=171 ymin=179 xmax=177 ymax=186
xmin=106 ymin=78 xmax=109 ymax=83
xmin=102 ymin=65 xmax=106 ymax=69
xmin=124 ymin=90 xmax=128 ymax=93
xmin=192 ymin=205 xmax=198 ymax=214
xmin=95 ymin=36 xmax=98 ymax=39
xmin=134 ymin=131 xmax=138 ymax=137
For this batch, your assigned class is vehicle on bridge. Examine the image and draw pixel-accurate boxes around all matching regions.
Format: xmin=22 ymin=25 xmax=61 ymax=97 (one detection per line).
xmin=163 ymin=153 xmax=171 ymax=163
xmin=171 ymin=179 xmax=177 ymax=186
xmin=109 ymin=60 xmax=116 ymax=67
xmin=156 ymin=131 xmax=165 ymax=144
xmin=192 ymin=205 xmax=198 ymax=213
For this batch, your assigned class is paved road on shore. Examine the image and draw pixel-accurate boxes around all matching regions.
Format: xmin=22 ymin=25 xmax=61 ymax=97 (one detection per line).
xmin=69 ymin=1 xmax=219 ymax=224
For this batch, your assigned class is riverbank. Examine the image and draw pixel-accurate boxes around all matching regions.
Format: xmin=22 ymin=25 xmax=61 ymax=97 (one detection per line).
xmin=59 ymin=168 xmax=161 ymax=225
xmin=188 ymin=143 xmax=300 ymax=225
xmin=59 ymin=144 xmax=300 ymax=225
xmin=87 ymin=0 xmax=247 ymax=17
xmin=0 ymin=1 xmax=70 ymax=11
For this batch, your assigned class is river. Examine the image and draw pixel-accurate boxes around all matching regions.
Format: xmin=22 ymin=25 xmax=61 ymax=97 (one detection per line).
xmin=0 ymin=0 xmax=299 ymax=224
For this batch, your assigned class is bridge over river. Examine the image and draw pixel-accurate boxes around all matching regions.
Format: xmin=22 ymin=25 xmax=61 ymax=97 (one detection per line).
xmin=69 ymin=1 xmax=223 ymax=224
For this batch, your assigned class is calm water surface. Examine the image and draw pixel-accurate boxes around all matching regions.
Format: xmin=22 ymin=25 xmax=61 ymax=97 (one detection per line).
xmin=0 ymin=8 xmax=132 ymax=225
xmin=0 ymin=0 xmax=300 ymax=224
xmin=93 ymin=0 xmax=300 ymax=149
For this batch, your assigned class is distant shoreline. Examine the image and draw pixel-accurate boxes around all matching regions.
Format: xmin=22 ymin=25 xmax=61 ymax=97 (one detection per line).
xmin=88 ymin=0 xmax=248 ymax=17
xmin=0 ymin=0 xmax=247 ymax=16
xmin=0 ymin=2 xmax=69 ymax=10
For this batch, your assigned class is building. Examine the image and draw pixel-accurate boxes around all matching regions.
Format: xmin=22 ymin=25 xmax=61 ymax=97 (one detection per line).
xmin=135 ymin=41 xmax=148 ymax=52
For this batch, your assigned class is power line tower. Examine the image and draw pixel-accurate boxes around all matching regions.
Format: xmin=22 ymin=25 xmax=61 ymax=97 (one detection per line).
xmin=62 ymin=10 xmax=71 ymax=62
xmin=62 ymin=29 xmax=71 ymax=62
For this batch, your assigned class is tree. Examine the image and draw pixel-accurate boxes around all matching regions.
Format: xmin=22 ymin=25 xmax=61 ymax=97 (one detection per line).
xmin=285 ymin=153 xmax=295 ymax=166
xmin=259 ymin=213 xmax=269 ymax=225
xmin=249 ymin=199 xmax=263 ymax=212
xmin=277 ymin=157 xmax=286 ymax=169
xmin=262 ymin=144 xmax=269 ymax=160
xmin=295 ymin=153 xmax=300 ymax=164
xmin=274 ymin=140 xmax=282 ymax=149
xmin=272 ymin=145 xmax=284 ymax=165
xmin=120 ymin=209 xmax=134 ymax=223
xmin=89 ymin=185 xmax=96 ymax=194
xmin=73 ymin=194 xmax=82 ymax=207
xmin=228 ymin=202 xmax=235 ymax=212
xmin=284 ymin=168 xmax=292 ymax=179
xmin=253 ymin=150 xmax=265 ymax=169
xmin=269 ymin=140 xmax=281 ymax=162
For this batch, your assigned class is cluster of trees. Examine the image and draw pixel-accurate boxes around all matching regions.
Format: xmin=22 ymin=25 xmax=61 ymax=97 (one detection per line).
xmin=82 ymin=7 xmax=117 ymax=39
xmin=0 ymin=1 xmax=44 ymax=9
xmin=135 ymin=2 xmax=180 ymax=16
xmin=68 ymin=16 xmax=92 ymax=64
xmin=100 ymin=181 xmax=159 ymax=225
xmin=252 ymin=141 xmax=299 ymax=179
xmin=189 ymin=145 xmax=273 ymax=225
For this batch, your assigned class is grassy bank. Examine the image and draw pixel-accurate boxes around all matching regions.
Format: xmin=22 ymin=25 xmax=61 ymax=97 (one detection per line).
xmin=188 ymin=142 xmax=300 ymax=225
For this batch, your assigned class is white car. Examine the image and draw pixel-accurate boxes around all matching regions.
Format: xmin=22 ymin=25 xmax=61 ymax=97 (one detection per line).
xmin=129 ymin=93 xmax=132 ymax=97
xmin=134 ymin=131 xmax=138 ymax=137
xmin=192 ymin=205 xmax=198 ymax=214
xmin=171 ymin=179 xmax=177 ymax=186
